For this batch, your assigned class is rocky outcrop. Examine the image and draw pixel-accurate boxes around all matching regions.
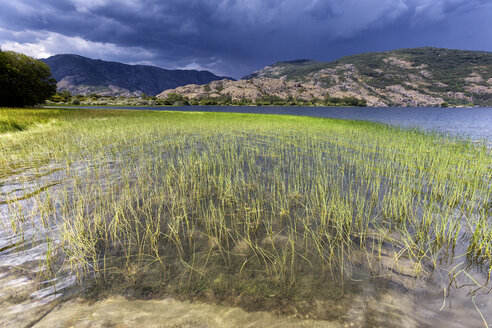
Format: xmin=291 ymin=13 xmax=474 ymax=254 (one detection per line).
xmin=158 ymin=77 xmax=386 ymax=106
xmin=159 ymin=47 xmax=492 ymax=107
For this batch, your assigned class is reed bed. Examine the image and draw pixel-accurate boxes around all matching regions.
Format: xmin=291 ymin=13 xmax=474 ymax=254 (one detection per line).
xmin=1 ymin=108 xmax=491 ymax=311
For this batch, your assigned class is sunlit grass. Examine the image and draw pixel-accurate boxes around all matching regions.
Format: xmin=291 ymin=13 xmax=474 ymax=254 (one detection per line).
xmin=1 ymin=107 xmax=490 ymax=312
xmin=0 ymin=108 xmax=61 ymax=133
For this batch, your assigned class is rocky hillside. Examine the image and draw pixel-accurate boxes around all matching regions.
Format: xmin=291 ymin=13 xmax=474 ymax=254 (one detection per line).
xmin=41 ymin=54 xmax=231 ymax=97
xmin=158 ymin=48 xmax=492 ymax=107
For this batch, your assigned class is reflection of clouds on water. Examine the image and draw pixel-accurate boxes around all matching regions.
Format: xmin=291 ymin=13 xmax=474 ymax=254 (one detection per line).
xmin=0 ymin=156 xmax=139 ymax=327
xmin=0 ymin=244 xmax=47 ymax=267
xmin=30 ymin=276 xmax=76 ymax=300
xmin=2 ymin=277 xmax=29 ymax=288
xmin=0 ymin=163 xmax=79 ymax=327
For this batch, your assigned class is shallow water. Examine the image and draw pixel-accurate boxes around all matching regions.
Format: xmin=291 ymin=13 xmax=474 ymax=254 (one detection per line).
xmin=2 ymin=111 xmax=491 ymax=327
xmin=11 ymin=279 xmax=492 ymax=328
xmin=1 ymin=165 xmax=490 ymax=327
xmin=0 ymin=158 xmax=134 ymax=327
xmin=47 ymin=106 xmax=492 ymax=145
xmin=34 ymin=296 xmax=342 ymax=328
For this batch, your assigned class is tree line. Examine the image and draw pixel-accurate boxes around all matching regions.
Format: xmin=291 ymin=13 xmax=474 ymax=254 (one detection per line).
xmin=0 ymin=50 xmax=56 ymax=107
xmin=160 ymin=93 xmax=367 ymax=107
xmin=47 ymin=91 xmax=368 ymax=107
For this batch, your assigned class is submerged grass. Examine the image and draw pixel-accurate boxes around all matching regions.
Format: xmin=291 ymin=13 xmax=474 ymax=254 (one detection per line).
xmin=1 ymin=107 xmax=491 ymax=317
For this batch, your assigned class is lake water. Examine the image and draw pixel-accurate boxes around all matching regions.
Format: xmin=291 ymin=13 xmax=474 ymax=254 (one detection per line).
xmin=49 ymin=106 xmax=492 ymax=144
xmin=3 ymin=106 xmax=491 ymax=327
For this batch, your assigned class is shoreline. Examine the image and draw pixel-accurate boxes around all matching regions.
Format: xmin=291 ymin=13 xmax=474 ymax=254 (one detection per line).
xmin=44 ymin=104 xmax=485 ymax=109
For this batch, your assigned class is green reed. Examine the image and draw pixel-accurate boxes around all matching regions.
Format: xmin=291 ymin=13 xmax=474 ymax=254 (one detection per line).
xmin=1 ymin=108 xmax=490 ymax=306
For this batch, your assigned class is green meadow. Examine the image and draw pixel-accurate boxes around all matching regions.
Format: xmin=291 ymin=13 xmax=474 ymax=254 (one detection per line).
xmin=1 ymin=107 xmax=490 ymax=318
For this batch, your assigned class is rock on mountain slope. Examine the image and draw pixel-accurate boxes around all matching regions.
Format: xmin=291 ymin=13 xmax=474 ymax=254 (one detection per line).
xmin=158 ymin=48 xmax=492 ymax=107
xmin=41 ymin=54 xmax=232 ymax=97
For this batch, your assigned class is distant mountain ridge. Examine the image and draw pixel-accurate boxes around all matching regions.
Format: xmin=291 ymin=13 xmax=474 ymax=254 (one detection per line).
xmin=158 ymin=47 xmax=492 ymax=107
xmin=41 ymin=54 xmax=232 ymax=97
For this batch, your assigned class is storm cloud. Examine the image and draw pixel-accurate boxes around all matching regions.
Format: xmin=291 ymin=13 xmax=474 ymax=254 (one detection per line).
xmin=1 ymin=0 xmax=491 ymax=77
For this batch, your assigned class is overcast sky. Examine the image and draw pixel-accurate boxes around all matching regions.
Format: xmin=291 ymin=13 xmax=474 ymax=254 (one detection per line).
xmin=1 ymin=0 xmax=491 ymax=78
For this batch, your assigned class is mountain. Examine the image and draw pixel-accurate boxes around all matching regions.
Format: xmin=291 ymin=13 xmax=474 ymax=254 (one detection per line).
xmin=41 ymin=54 xmax=232 ymax=97
xmin=158 ymin=47 xmax=492 ymax=107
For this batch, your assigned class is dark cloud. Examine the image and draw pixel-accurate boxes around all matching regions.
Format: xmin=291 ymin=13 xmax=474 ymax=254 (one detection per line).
xmin=1 ymin=0 xmax=491 ymax=78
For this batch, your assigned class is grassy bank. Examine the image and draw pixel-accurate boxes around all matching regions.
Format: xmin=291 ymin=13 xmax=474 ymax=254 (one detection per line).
xmin=1 ymin=107 xmax=491 ymax=318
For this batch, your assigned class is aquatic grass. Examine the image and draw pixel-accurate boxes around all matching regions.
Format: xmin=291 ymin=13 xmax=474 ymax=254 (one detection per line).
xmin=0 ymin=108 xmax=491 ymax=317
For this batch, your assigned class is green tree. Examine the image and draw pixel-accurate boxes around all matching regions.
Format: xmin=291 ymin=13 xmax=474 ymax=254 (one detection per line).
xmin=49 ymin=89 xmax=71 ymax=103
xmin=199 ymin=98 xmax=218 ymax=106
xmin=163 ymin=93 xmax=188 ymax=105
xmin=0 ymin=50 xmax=57 ymax=107
xmin=59 ymin=89 xmax=72 ymax=102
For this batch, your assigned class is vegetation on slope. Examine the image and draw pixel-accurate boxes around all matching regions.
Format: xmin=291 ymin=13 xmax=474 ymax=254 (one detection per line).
xmin=244 ymin=47 xmax=492 ymax=107
xmin=46 ymin=90 xmax=367 ymax=107
xmin=38 ymin=47 xmax=492 ymax=107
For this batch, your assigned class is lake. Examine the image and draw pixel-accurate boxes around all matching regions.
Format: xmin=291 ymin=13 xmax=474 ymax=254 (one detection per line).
xmin=48 ymin=105 xmax=492 ymax=144
xmin=3 ymin=107 xmax=491 ymax=327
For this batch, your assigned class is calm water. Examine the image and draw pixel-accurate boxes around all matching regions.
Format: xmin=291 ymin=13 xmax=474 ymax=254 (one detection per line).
xmin=49 ymin=106 xmax=492 ymax=144
xmin=3 ymin=106 xmax=491 ymax=327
